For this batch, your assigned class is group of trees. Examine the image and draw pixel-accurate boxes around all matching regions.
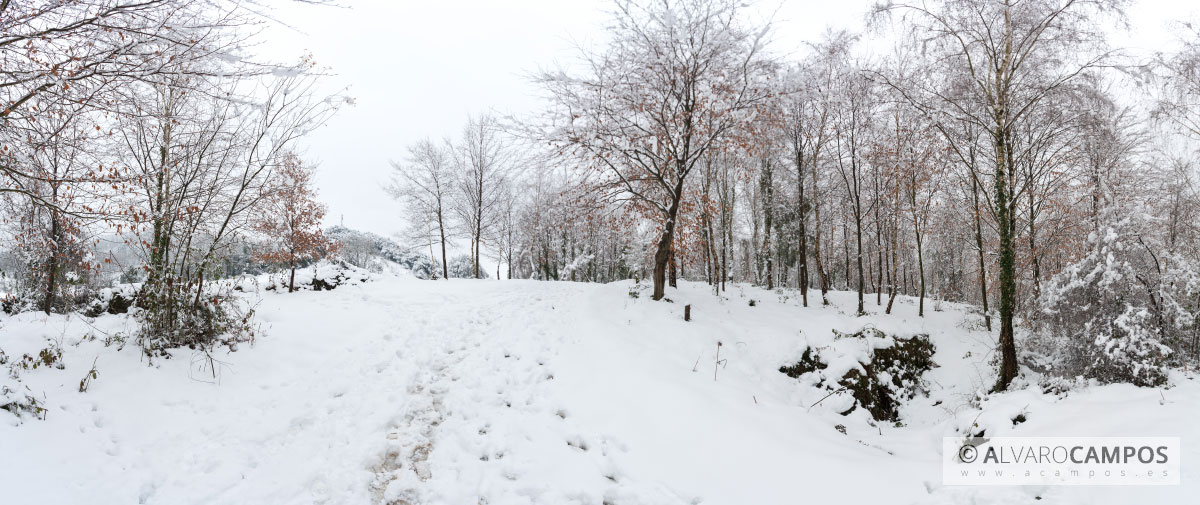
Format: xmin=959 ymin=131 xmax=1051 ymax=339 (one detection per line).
xmin=1 ymin=1 xmax=338 ymax=351
xmin=389 ymin=0 xmax=1200 ymax=389
xmin=388 ymin=114 xmax=515 ymax=280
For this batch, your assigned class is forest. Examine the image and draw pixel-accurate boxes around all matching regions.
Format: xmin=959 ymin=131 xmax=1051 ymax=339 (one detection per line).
xmin=386 ymin=0 xmax=1200 ymax=390
xmin=1 ymin=1 xmax=1198 ymax=503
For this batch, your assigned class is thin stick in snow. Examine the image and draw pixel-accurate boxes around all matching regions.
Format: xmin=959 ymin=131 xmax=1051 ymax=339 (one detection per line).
xmin=810 ymin=386 xmax=848 ymax=408
xmin=714 ymin=341 xmax=725 ymax=381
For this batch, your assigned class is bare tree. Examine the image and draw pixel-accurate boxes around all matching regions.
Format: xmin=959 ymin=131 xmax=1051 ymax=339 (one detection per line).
xmin=388 ymin=139 xmax=453 ymax=280
xmin=539 ymin=0 xmax=776 ymax=300
xmin=831 ymin=60 xmax=877 ymax=315
xmin=876 ymin=0 xmax=1124 ymax=391
xmin=450 ymin=114 xmax=510 ymax=279
xmin=119 ymin=57 xmax=340 ymax=351
xmin=1 ymin=1 xmax=257 ymax=205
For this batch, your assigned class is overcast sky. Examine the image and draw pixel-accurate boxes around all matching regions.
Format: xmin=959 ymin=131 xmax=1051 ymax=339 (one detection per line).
xmin=258 ymin=0 xmax=1196 ymax=238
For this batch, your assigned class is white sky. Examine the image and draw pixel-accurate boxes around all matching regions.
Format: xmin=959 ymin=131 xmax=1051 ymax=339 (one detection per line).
xmin=258 ymin=0 xmax=1197 ymax=238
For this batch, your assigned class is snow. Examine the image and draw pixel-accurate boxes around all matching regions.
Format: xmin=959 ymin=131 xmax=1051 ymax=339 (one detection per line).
xmin=1 ymin=275 xmax=1196 ymax=504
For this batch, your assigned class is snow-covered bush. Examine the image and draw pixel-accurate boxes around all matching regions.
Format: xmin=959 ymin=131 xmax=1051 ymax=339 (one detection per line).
xmin=780 ymin=328 xmax=936 ymax=422
xmin=135 ymin=275 xmax=255 ymax=358
xmin=0 ymin=345 xmax=62 ymax=423
xmin=1034 ymin=216 xmax=1197 ymax=387
xmin=0 ymin=377 xmax=44 ymax=422
xmin=81 ymin=284 xmax=139 ymax=317
xmin=0 ymin=269 xmax=95 ymax=315
xmin=448 ymin=254 xmax=489 ymax=279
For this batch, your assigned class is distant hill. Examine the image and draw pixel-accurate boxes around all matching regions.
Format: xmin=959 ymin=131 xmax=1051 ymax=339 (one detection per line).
xmin=327 ymin=226 xmax=436 ymax=279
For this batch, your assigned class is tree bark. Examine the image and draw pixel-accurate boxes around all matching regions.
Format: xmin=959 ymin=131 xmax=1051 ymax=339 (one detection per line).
xmin=796 ymin=150 xmax=810 ymax=307
xmin=874 ymin=176 xmax=884 ymax=306
xmin=42 ymin=209 xmax=60 ymax=314
xmin=911 ymin=177 xmax=926 ymax=317
xmin=886 ymin=211 xmax=899 ymax=314
xmin=438 ymin=213 xmax=449 ymax=281
xmin=652 ymin=181 xmax=685 ymax=300
xmin=761 ymin=159 xmax=774 ymax=290
xmin=812 ymin=174 xmax=829 ymax=305
xmin=993 ymin=123 xmax=1019 ymax=392
xmin=971 ymin=169 xmax=992 ymax=331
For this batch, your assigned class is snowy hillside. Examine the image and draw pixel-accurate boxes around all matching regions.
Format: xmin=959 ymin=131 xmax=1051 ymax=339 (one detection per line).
xmin=1 ymin=274 xmax=1194 ymax=504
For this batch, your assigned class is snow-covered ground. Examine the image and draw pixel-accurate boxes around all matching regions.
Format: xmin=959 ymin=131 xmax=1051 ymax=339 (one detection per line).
xmin=1 ymin=272 xmax=1196 ymax=504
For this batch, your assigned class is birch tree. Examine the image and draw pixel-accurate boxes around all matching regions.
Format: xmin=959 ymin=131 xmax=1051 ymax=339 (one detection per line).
xmin=876 ymin=0 xmax=1125 ymax=391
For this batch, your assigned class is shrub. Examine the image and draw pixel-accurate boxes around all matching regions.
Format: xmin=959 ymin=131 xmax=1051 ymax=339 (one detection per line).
xmin=1034 ymin=217 xmax=1195 ymax=387
xmin=135 ymin=275 xmax=255 ymax=358
xmin=780 ymin=328 xmax=937 ymax=422
xmin=448 ymin=254 xmax=489 ymax=279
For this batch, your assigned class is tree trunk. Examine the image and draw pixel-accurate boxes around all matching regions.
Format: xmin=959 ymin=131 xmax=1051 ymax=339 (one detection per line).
xmin=427 ymin=223 xmax=438 ymax=280
xmin=911 ymin=182 xmax=926 ymax=317
xmin=42 ymin=210 xmax=60 ymax=314
xmin=813 ymin=187 xmax=829 ymax=305
xmin=886 ymin=211 xmax=898 ymax=314
xmin=669 ymin=249 xmax=677 ymax=288
xmin=796 ymin=150 xmax=810 ymax=307
xmin=993 ymin=125 xmax=1019 ymax=392
xmin=854 ymin=207 xmax=865 ymax=315
xmin=652 ymin=227 xmax=675 ymax=301
xmin=473 ymin=226 xmax=481 ymax=279
xmin=1028 ymin=175 xmax=1041 ymax=301
xmin=874 ymin=181 xmax=883 ymax=306
xmin=653 ymin=184 xmax=684 ymax=301
xmin=844 ymin=221 xmax=854 ymax=289
xmin=915 ymin=216 xmax=926 ymax=317
xmin=438 ymin=213 xmax=449 ymax=280
xmin=971 ymin=171 xmax=992 ymax=331
xmin=761 ymin=159 xmax=774 ymax=290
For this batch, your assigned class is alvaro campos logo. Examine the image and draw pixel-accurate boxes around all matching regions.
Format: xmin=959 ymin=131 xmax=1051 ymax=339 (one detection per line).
xmin=943 ymin=437 xmax=1181 ymax=485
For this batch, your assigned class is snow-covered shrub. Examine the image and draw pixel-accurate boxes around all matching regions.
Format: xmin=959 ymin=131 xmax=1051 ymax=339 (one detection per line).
xmin=778 ymin=347 xmax=825 ymax=377
xmin=257 ymin=261 xmax=372 ymax=292
xmin=448 ymin=254 xmax=489 ymax=279
xmin=135 ymin=275 xmax=255 ymax=358
xmin=0 ymin=278 xmax=94 ymax=314
xmin=627 ymin=279 xmax=646 ymax=299
xmin=308 ymin=263 xmax=357 ymax=290
xmin=559 ymin=253 xmax=594 ymax=280
xmin=0 ymin=379 xmax=44 ymax=422
xmin=81 ymin=284 xmax=139 ymax=317
xmin=1034 ymin=216 xmax=1197 ymax=387
xmin=780 ymin=328 xmax=936 ymax=422
xmin=0 ymin=347 xmax=56 ymax=423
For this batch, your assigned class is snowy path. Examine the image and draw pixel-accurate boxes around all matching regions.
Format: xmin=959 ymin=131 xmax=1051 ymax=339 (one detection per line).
xmin=4 ymin=279 xmax=614 ymax=504
xmin=3 ymin=276 xmax=1196 ymax=505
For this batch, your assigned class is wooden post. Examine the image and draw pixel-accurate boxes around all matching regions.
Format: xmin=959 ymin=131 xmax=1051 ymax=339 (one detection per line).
xmin=684 ymin=304 xmax=691 ymax=322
